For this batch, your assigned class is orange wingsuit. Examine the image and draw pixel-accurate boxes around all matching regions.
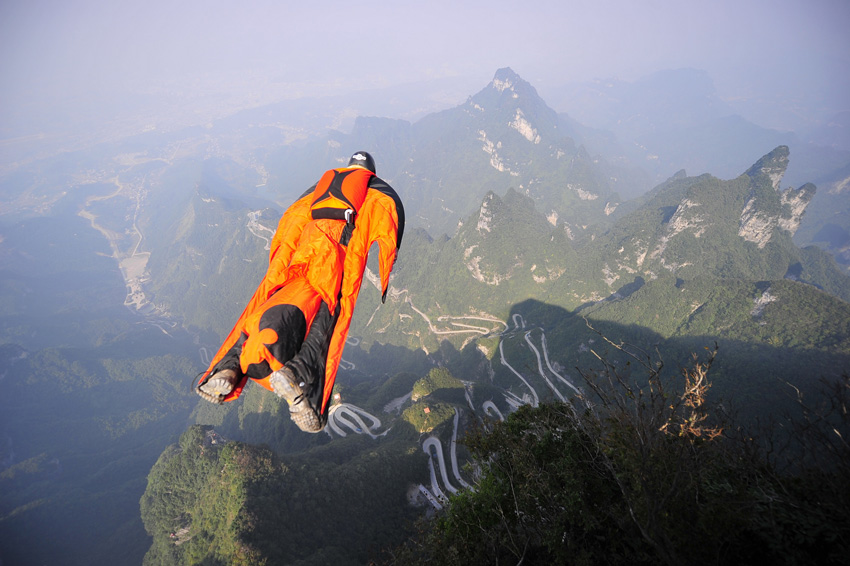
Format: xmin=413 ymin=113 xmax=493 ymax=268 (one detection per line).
xmin=196 ymin=159 xmax=404 ymax=426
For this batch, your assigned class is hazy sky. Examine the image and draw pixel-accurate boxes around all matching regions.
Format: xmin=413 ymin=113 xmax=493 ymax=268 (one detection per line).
xmin=1 ymin=0 xmax=848 ymax=136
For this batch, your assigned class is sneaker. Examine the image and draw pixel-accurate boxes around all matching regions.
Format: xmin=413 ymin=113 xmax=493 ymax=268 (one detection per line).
xmin=269 ymin=367 xmax=323 ymax=433
xmin=197 ymin=368 xmax=239 ymax=405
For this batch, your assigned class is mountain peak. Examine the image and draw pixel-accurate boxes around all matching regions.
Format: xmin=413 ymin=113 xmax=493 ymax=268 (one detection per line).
xmin=492 ymin=67 xmax=523 ymax=90
xmin=470 ymin=68 xmax=550 ymax=122
xmin=488 ymin=67 xmax=540 ymax=99
xmin=745 ymin=145 xmax=790 ymax=190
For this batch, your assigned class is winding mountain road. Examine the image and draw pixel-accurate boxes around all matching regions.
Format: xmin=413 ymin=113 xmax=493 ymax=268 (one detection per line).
xmin=482 ymin=400 xmax=505 ymax=421
xmin=499 ymin=341 xmax=540 ymax=407
xmin=449 ymin=409 xmax=472 ymax=490
xmin=423 ymin=436 xmax=458 ymax=495
xmin=326 ymin=403 xmax=388 ymax=438
xmin=406 ymin=297 xmax=506 ymax=336
xmin=426 ymin=454 xmax=450 ymax=503
xmin=525 ymin=330 xmax=567 ymax=402
xmin=420 ymin=407 xmax=475 ymax=504
xmin=541 ymin=331 xmax=581 ymax=395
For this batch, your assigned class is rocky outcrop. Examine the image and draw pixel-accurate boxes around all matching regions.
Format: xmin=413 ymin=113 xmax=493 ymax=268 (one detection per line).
xmin=738 ymin=198 xmax=776 ymax=248
xmin=746 ymin=145 xmax=790 ymax=190
xmin=739 ymin=146 xmax=816 ymax=248
xmin=778 ymin=183 xmax=816 ymax=234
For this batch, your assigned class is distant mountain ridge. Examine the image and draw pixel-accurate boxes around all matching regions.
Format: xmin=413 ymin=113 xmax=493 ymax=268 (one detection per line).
xmin=600 ymin=146 xmax=819 ymax=285
xmin=544 ymin=68 xmax=850 ymax=267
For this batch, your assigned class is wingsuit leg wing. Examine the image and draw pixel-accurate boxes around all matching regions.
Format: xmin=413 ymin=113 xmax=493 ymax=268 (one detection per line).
xmin=196 ymin=193 xmax=314 ymax=402
xmin=197 ymin=277 xmax=323 ymax=403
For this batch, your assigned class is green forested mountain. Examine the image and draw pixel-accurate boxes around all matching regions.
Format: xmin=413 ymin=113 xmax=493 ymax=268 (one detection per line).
xmin=594 ymin=146 xmax=826 ymax=289
xmin=396 ymin=67 xmax=631 ymax=237
xmin=365 ymin=145 xmax=848 ymax=338
xmin=141 ymin=424 xmax=426 ymax=566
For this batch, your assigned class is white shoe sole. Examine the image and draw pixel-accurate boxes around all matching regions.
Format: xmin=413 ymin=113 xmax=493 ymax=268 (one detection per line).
xmin=197 ymin=369 xmax=238 ymax=404
xmin=269 ymin=368 xmax=323 ymax=433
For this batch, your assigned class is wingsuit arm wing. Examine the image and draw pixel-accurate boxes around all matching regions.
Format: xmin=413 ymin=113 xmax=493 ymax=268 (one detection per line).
xmin=319 ymin=181 xmax=404 ymax=412
xmin=369 ymin=177 xmax=405 ymax=302
xmin=197 ymin=192 xmax=314 ymax=399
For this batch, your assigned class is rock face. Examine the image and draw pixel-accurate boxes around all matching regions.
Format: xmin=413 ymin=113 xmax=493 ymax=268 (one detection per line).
xmin=778 ymin=183 xmax=816 ymax=234
xmin=739 ymin=146 xmax=816 ymax=248
xmin=738 ymin=197 xmax=777 ymax=248
xmin=746 ymin=145 xmax=790 ymax=191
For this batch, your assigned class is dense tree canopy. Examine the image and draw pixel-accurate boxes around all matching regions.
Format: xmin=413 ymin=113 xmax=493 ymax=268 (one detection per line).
xmin=385 ymin=353 xmax=850 ymax=566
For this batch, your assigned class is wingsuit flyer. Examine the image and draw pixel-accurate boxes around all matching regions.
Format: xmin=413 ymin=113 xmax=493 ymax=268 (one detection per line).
xmin=196 ymin=151 xmax=404 ymax=432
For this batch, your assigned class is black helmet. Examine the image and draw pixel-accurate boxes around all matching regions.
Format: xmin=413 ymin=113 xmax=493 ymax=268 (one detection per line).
xmin=347 ymin=151 xmax=376 ymax=174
